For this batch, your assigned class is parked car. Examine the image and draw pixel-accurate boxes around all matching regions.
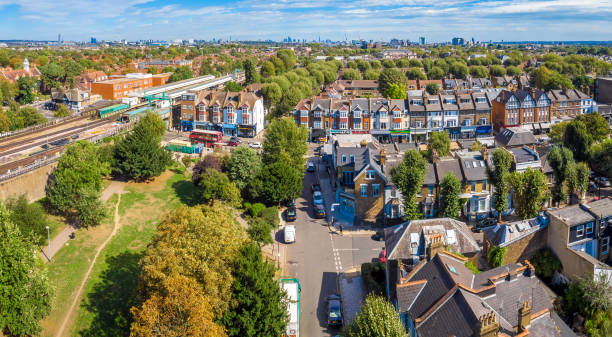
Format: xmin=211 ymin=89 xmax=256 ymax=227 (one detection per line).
xmin=596 ymin=176 xmax=611 ymax=187
xmin=313 ymin=191 xmax=324 ymax=205
xmin=590 ymin=171 xmax=596 ymax=180
xmin=314 ymin=204 xmax=326 ymax=218
xmin=327 ymin=294 xmax=342 ymax=328
xmin=371 ymin=230 xmax=385 ymax=241
xmin=286 ymin=206 xmax=297 ymax=222
xmin=311 ymin=183 xmax=321 ymax=193
xmin=284 ymin=225 xmax=296 ymax=243
xmin=307 ymin=161 xmax=315 ymax=172
xmin=314 ymin=145 xmax=323 ymax=156
xmin=227 ymin=138 xmax=241 ymax=146
xmin=249 ymin=141 xmax=262 ymax=149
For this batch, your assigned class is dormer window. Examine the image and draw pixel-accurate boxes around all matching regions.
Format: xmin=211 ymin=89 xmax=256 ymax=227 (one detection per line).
xmin=242 ymin=107 xmax=248 ymax=114
xmin=366 ymin=170 xmax=375 ymax=180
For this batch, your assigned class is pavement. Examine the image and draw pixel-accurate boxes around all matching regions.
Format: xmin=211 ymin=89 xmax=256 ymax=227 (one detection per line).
xmin=282 ymin=155 xmax=384 ymax=337
xmin=339 ymin=272 xmax=365 ymax=326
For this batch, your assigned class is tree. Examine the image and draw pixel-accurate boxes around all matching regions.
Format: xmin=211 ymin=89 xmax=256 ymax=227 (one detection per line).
xmin=405 ymin=67 xmax=426 ymax=80
xmin=221 ymin=243 xmax=288 ymax=337
xmin=363 ymin=69 xmax=380 ymax=80
xmin=227 ymin=146 xmax=262 ymax=190
xmin=112 ymin=112 xmax=171 ymax=181
xmin=342 ymin=68 xmax=361 ymax=80
xmin=427 ymin=66 xmax=445 ymax=80
xmin=192 ymin=154 xmax=225 ymax=184
xmin=345 ymin=295 xmax=408 ymax=337
xmin=550 ymin=121 xmax=568 ymax=143
xmin=260 ymin=61 xmax=275 ymax=78
xmin=197 ymin=169 xmax=241 ymax=207
xmin=74 ymin=188 xmax=108 ymax=228
xmin=490 ymin=65 xmax=506 ymax=76
xmin=487 ymin=245 xmax=506 ymax=267
xmin=488 ymin=149 xmax=513 ymax=221
xmin=0 ymin=111 xmax=10 ymax=132
xmin=469 ymin=65 xmax=488 ymax=78
xmin=16 ymin=76 xmax=37 ymax=104
xmin=439 ymin=173 xmax=461 ymax=218
xmin=262 ymin=117 xmax=308 ymax=170
xmin=243 ymin=58 xmax=257 ymax=84
xmin=391 ymin=150 xmax=428 ymax=220
xmin=224 ymin=81 xmax=242 ymax=92
xmin=246 ymin=217 xmax=274 ymax=246
xmin=427 ymin=131 xmax=450 ymax=158
xmin=0 ymin=206 xmax=53 ymax=336
xmin=564 ymin=120 xmax=592 ymax=162
xmin=576 ymin=113 xmax=610 ymax=143
xmin=505 ymin=65 xmax=521 ymax=77
xmin=548 ymin=146 xmax=574 ymax=206
xmin=535 ymin=66 xmax=552 ymax=89
xmin=261 ymin=82 xmax=282 ymax=109
xmin=169 ymin=65 xmax=193 ymax=82
xmin=566 ymin=162 xmax=590 ymax=203
xmin=450 ymin=62 xmax=469 ymax=79
xmin=5 ymin=195 xmax=50 ymax=246
xmin=277 ymin=86 xmax=302 ymax=116
xmin=259 ymin=161 xmax=302 ymax=205
xmin=508 ymin=168 xmax=549 ymax=219
xmin=378 ymin=68 xmax=407 ymax=94
xmin=130 ymin=275 xmax=227 ymax=337
xmin=54 ymin=103 xmax=70 ymax=118
xmin=46 ymin=141 xmax=109 ymax=225
xmin=383 ymin=83 xmax=406 ymax=99
xmin=531 ymin=248 xmax=562 ymax=283
xmin=39 ymin=63 xmax=65 ymax=91
xmin=590 ymin=139 xmax=612 ymax=178
xmin=425 ymin=83 xmax=439 ymax=95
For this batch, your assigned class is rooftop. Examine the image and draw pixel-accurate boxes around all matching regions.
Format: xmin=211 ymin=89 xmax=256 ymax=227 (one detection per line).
xmin=548 ymin=204 xmax=596 ymax=226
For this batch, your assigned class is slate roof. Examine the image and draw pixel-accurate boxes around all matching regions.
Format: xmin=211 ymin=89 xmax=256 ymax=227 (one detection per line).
xmin=472 ymin=92 xmax=491 ymax=110
xmin=585 ymin=197 xmax=612 ymax=218
xmin=312 ymin=98 xmax=330 ymax=111
xmin=496 ymin=127 xmax=537 ymax=147
xmin=351 ymin=98 xmax=369 ymax=111
xmin=435 ymin=158 xmax=463 ymax=181
xmin=441 ymin=94 xmax=459 ymax=111
xmin=424 ymin=162 xmax=437 ymax=185
xmin=458 ymin=151 xmax=488 ymax=181
xmin=424 ymin=93 xmax=442 ymax=111
xmin=548 ymin=204 xmax=596 ymax=226
xmin=482 ymin=216 xmax=547 ymax=248
xmin=457 ymin=93 xmax=475 ymax=111
xmin=389 ymin=99 xmax=406 ymax=112
xmin=370 ymin=98 xmax=388 ymax=112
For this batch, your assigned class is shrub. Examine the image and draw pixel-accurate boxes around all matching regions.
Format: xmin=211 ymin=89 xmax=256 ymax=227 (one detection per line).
xmin=531 ymin=248 xmax=562 ymax=283
xmin=361 ymin=262 xmax=386 ymax=295
xmin=249 ymin=203 xmax=266 ymax=217
xmin=247 ymin=217 xmax=274 ymax=246
xmin=260 ymin=206 xmax=279 ymax=228
xmin=464 ymin=261 xmax=480 ymax=274
xmin=487 ymin=245 xmax=506 ymax=267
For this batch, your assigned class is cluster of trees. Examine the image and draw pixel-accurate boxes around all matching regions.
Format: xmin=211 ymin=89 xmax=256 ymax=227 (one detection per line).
xmin=0 ymin=104 xmax=47 ymax=132
xmin=565 ymin=274 xmax=612 ymax=337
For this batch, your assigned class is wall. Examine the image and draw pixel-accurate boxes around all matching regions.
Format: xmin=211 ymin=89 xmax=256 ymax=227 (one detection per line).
xmin=547 ymin=213 xmax=597 ymax=281
xmin=0 ymin=163 xmax=56 ymax=202
xmin=354 ymin=170 xmax=385 ymax=224
xmin=502 ymin=227 xmax=548 ymax=264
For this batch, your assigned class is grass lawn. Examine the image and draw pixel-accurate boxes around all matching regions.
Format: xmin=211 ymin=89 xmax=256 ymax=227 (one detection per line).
xmin=40 ymin=170 xmax=196 ymax=337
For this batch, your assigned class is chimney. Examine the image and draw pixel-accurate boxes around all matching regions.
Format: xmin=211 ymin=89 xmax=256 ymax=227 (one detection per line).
xmin=360 ymin=139 xmax=367 ymax=148
xmin=481 ymin=146 xmax=488 ymax=161
xmin=477 ymin=312 xmax=500 ymax=337
xmin=380 ymin=149 xmax=387 ymax=166
xmin=518 ymin=301 xmax=532 ymax=332
xmin=427 ymin=233 xmax=444 ymax=260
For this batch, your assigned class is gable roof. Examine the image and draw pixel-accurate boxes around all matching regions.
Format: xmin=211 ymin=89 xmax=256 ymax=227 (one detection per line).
xmin=496 ymin=127 xmax=537 ymax=147
xmin=458 ymin=151 xmax=489 ymax=181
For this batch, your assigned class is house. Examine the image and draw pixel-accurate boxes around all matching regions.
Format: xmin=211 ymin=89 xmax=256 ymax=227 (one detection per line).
xmin=457 ymin=150 xmax=491 ymax=221
xmin=329 ymin=80 xmax=380 ymax=97
xmin=419 ymin=162 xmax=438 ymax=217
xmin=418 ymin=79 xmax=443 ymax=90
xmin=507 ymin=146 xmax=542 ymax=172
xmin=547 ymin=198 xmax=612 ymax=283
xmin=495 ymin=127 xmax=537 ymax=148
xmin=482 ymin=213 xmax=549 ymax=264
xmin=0 ymin=58 xmax=41 ymax=83
xmin=75 ymin=71 xmax=108 ymax=91
xmin=50 ymin=88 xmax=89 ymax=112
xmin=389 ymin=99 xmax=409 ymax=142
xmin=492 ymin=89 xmax=551 ymax=132
xmin=388 ymin=252 xmax=575 ymax=337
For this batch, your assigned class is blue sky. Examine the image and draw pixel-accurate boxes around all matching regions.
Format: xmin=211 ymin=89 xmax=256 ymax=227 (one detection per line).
xmin=0 ymin=0 xmax=611 ymax=42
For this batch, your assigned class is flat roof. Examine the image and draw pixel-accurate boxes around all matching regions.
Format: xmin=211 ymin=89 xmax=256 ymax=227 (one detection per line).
xmin=584 ymin=197 xmax=612 ymax=218
xmin=95 ymin=77 xmax=151 ymax=85
xmin=548 ymin=204 xmax=595 ymax=225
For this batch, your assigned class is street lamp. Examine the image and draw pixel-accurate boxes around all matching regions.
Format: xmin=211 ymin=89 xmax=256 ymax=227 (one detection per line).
xmin=45 ymin=226 xmax=50 ymax=261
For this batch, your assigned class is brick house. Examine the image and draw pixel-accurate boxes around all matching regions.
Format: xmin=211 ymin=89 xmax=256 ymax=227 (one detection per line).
xmin=482 ymin=213 xmax=549 ymax=264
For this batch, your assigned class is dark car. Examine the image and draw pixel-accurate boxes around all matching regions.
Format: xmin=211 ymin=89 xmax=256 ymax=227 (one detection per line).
xmin=314 ymin=204 xmax=326 ymax=218
xmin=327 ymin=294 xmax=342 ymax=328
xmin=372 ymin=230 xmax=384 ymax=241
xmin=307 ymin=161 xmax=315 ymax=172
xmin=286 ymin=206 xmax=297 ymax=222
xmin=314 ymin=145 xmax=323 ymax=156
xmin=311 ymin=183 xmax=321 ymax=193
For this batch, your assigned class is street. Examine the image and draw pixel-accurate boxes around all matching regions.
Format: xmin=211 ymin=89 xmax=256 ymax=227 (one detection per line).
xmin=283 ymin=155 xmax=384 ymax=337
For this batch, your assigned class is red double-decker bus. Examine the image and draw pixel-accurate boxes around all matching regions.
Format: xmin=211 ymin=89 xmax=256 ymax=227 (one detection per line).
xmin=189 ymin=130 xmax=223 ymax=148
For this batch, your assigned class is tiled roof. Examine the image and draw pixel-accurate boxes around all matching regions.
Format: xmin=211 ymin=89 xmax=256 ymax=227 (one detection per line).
xmin=435 ymin=158 xmax=463 ymax=182
xmin=496 ymin=127 xmax=537 ymax=147
xmin=458 ymin=151 xmax=488 ymax=181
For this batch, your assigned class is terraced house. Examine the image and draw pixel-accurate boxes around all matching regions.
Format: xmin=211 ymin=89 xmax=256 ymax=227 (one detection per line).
xmin=547 ymin=88 xmax=594 ymax=120
xmin=492 ymin=89 xmax=551 ymax=132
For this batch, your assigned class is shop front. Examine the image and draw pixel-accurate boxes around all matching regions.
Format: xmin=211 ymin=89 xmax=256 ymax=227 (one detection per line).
xmin=460 ymin=126 xmax=476 ymax=139
xmin=446 ymin=127 xmax=461 ymax=140
xmin=222 ymin=123 xmax=238 ymax=137
xmin=476 ymin=125 xmax=492 ymax=137
xmin=238 ymin=124 xmax=256 ymax=138
xmin=371 ymin=129 xmax=391 ymax=143
xmin=410 ymin=128 xmax=427 ymax=142
xmin=390 ymin=129 xmax=410 ymax=143
xmin=193 ymin=121 xmax=220 ymax=132
xmin=310 ymin=128 xmax=327 ymax=143
xmin=180 ymin=120 xmax=194 ymax=131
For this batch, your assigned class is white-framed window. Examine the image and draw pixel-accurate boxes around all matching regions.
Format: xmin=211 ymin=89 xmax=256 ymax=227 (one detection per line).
xmin=300 ymin=110 xmax=308 ymax=117
xmin=479 ymin=199 xmax=486 ymax=211
xmin=227 ymin=106 xmax=234 ymax=113
xmin=366 ymin=170 xmax=375 ymax=180
xmin=393 ymin=111 xmax=402 ymax=118
xmin=576 ymin=224 xmax=584 ymax=237
xmin=353 ymin=110 xmax=361 ymax=118
xmin=586 ymin=222 xmax=594 ymax=234
xmin=373 ymin=184 xmax=380 ymax=198
xmin=602 ymin=237 xmax=610 ymax=255
xmin=199 ymin=114 xmax=206 ymax=122
xmin=314 ymin=121 xmax=322 ymax=129
xmin=339 ymin=122 xmax=348 ymax=129
xmin=392 ymin=122 xmax=401 ymax=129
xmin=380 ymin=122 xmax=387 ymax=129
xmin=413 ymin=121 xmax=423 ymax=128
xmin=182 ymin=104 xmax=187 ymax=110
xmin=361 ymin=184 xmax=368 ymax=197
xmin=353 ymin=122 xmax=361 ymax=129
xmin=446 ymin=120 xmax=456 ymax=127
xmin=227 ymin=114 xmax=235 ymax=124
xmin=213 ymin=106 xmax=219 ymax=113
xmin=479 ymin=118 xmax=488 ymax=125
xmin=339 ymin=110 xmax=348 ymax=118
xmin=364 ymin=122 xmax=369 ymax=129
xmin=379 ymin=111 xmax=387 ymax=118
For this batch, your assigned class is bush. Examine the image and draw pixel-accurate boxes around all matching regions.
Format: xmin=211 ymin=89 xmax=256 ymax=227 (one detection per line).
xmin=531 ymin=248 xmax=562 ymax=283
xmin=247 ymin=217 xmax=274 ymax=246
xmin=487 ymin=245 xmax=506 ymax=267
xmin=361 ymin=262 xmax=386 ymax=295
xmin=249 ymin=203 xmax=266 ymax=217
xmin=260 ymin=206 xmax=279 ymax=228
xmin=464 ymin=261 xmax=480 ymax=274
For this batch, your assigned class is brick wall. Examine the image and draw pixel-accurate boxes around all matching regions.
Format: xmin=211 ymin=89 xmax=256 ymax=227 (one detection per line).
xmin=547 ymin=213 xmax=597 ymax=281
xmin=354 ymin=172 xmax=385 ymax=223
xmin=502 ymin=228 xmax=548 ymax=264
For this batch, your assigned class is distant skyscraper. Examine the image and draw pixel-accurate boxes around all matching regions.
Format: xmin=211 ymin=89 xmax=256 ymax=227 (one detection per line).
xmin=90 ymin=37 xmax=97 ymax=44
xmin=452 ymin=37 xmax=465 ymax=46
xmin=419 ymin=37 xmax=425 ymax=45
xmin=58 ymin=34 xmax=61 ymax=43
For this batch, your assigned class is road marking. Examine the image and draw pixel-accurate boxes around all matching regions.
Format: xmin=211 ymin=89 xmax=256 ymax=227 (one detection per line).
xmin=334 ymin=248 xmax=359 ymax=251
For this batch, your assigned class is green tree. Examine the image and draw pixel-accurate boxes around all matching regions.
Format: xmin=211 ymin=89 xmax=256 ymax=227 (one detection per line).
xmin=490 ymin=65 xmax=506 ymax=76
xmin=564 ymin=120 xmax=592 ymax=162
xmin=259 ymin=161 xmax=302 ymax=205
xmin=439 ymin=173 xmax=461 ymax=218
xmin=487 ymin=245 xmax=506 ymax=267
xmin=535 ymin=66 xmax=552 ymax=89
xmin=345 ymin=295 xmax=408 ymax=337
xmin=530 ymin=248 xmax=562 ymax=283
xmin=0 ymin=206 xmax=53 ymax=336
xmin=46 ymin=141 xmax=109 ymax=226
xmin=566 ymin=162 xmax=590 ymax=203
xmin=508 ymin=168 xmax=549 ymax=219
xmin=243 ymin=58 xmax=258 ymax=84
xmin=54 ymin=103 xmax=70 ymax=118
xmin=548 ymin=146 xmax=573 ymax=206
xmin=246 ymin=217 xmax=274 ymax=246
xmin=262 ymin=117 xmax=308 ymax=170
xmin=383 ymin=83 xmax=406 ymax=99
xmin=197 ymin=169 xmax=241 ymax=207
xmin=391 ymin=150 xmax=428 ymax=220
xmin=576 ymin=113 xmax=610 ymax=143
xmin=427 ymin=131 xmax=450 ymax=158
xmin=425 ymin=83 xmax=439 ymax=95
xmin=363 ymin=69 xmax=380 ymax=80
xmin=276 ymin=86 xmax=302 ymax=116
xmin=590 ymin=139 xmax=612 ymax=178
xmin=488 ymin=148 xmax=513 ymax=221
xmin=260 ymin=61 xmax=275 ymax=78
xmin=227 ymin=146 xmax=262 ymax=190
xmin=0 ymin=111 xmax=10 ymax=132
xmin=505 ymin=66 xmax=521 ymax=77
xmin=112 ymin=112 xmax=171 ymax=181
xmin=16 ymin=76 xmax=37 ymax=104
xmin=378 ymin=68 xmax=407 ymax=94
xmin=405 ymin=67 xmax=426 ymax=80
xmin=427 ymin=66 xmax=445 ymax=80
xmin=39 ymin=63 xmax=65 ymax=91
xmin=550 ymin=121 xmax=568 ymax=143
xmin=450 ymin=62 xmax=469 ymax=79
xmin=169 ymin=65 xmax=193 ymax=82
xmin=221 ymin=243 xmax=288 ymax=337
xmin=469 ymin=65 xmax=489 ymax=78
xmin=5 ymin=195 xmax=50 ymax=246
xmin=342 ymin=68 xmax=361 ymax=80
xmin=261 ymin=82 xmax=282 ymax=109
xmin=224 ymin=81 xmax=243 ymax=92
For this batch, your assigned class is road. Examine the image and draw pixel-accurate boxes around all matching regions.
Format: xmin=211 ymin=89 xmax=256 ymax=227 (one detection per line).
xmin=283 ymin=155 xmax=384 ymax=337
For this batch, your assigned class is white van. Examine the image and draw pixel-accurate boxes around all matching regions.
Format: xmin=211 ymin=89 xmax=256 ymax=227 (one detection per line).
xmin=285 ymin=225 xmax=296 ymax=243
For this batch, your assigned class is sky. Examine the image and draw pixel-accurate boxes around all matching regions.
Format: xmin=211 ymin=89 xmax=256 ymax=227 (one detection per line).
xmin=0 ymin=0 xmax=611 ymax=42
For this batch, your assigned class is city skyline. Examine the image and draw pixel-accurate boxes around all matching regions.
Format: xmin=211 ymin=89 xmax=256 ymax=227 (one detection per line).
xmin=1 ymin=0 xmax=611 ymax=42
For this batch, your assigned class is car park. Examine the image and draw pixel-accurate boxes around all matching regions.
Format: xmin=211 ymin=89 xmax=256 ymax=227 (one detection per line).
xmin=284 ymin=225 xmax=296 ymax=243
xmin=314 ymin=204 xmax=326 ymax=218
xmin=307 ymin=161 xmax=315 ymax=172
xmin=311 ymin=183 xmax=321 ymax=193
xmin=327 ymin=294 xmax=342 ymax=328
xmin=286 ymin=206 xmax=297 ymax=222
xmin=312 ymin=191 xmax=323 ymax=205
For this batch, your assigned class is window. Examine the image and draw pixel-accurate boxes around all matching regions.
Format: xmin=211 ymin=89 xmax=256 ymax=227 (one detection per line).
xmin=586 ymin=222 xmax=593 ymax=234
xmin=576 ymin=225 xmax=584 ymax=237
xmin=479 ymin=118 xmax=488 ymax=125
xmin=479 ymin=199 xmax=486 ymax=211
xmin=350 ymin=155 xmax=354 ymax=163
xmin=353 ymin=122 xmax=361 ymax=129
xmin=602 ymin=237 xmax=610 ymax=255
xmin=364 ymin=122 xmax=369 ymax=129
xmin=325 ymin=121 xmax=329 ymax=128
xmin=339 ymin=122 xmax=348 ymax=129
xmin=471 ymin=181 xmax=476 ymax=192
xmin=339 ymin=110 xmax=348 ymax=118
xmin=392 ymin=123 xmax=401 ymax=129
xmin=314 ymin=111 xmax=322 ymax=118
xmin=366 ymin=170 xmax=375 ymax=180
xmin=428 ymin=185 xmax=434 ymax=196
xmin=373 ymin=184 xmax=380 ymax=197
xmin=380 ymin=122 xmax=387 ymax=129
xmin=463 ymin=119 xmax=472 ymax=126
xmin=482 ymin=180 xmax=487 ymax=190
xmin=199 ymin=114 xmax=206 ymax=122
xmin=213 ymin=106 xmax=219 ymax=113
xmin=342 ymin=155 xmax=347 ymax=163
xmin=314 ymin=121 xmax=322 ymax=129
xmin=353 ymin=110 xmax=361 ymax=118
xmin=361 ymin=184 xmax=368 ymax=197
xmin=182 ymin=105 xmax=187 ymax=110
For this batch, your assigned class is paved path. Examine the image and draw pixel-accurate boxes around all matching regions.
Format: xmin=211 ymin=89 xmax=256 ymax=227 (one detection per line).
xmin=55 ymin=191 xmax=123 ymax=337
xmin=41 ymin=180 xmax=125 ymax=262
xmin=339 ymin=272 xmax=365 ymax=326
